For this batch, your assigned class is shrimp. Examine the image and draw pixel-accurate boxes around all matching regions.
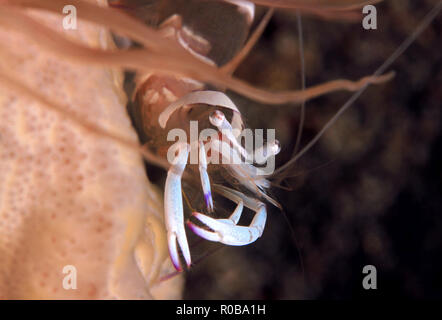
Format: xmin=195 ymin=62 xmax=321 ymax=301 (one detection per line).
xmin=120 ymin=0 xmax=394 ymax=271
xmin=0 ymin=0 xmax=439 ymax=299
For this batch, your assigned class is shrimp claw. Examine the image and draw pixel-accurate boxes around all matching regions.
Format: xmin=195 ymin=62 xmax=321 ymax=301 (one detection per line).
xmin=164 ymin=142 xmax=191 ymax=271
xmin=187 ymin=185 xmax=267 ymax=246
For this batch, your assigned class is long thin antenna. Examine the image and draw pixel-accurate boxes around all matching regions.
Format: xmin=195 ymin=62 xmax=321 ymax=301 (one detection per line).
xmin=221 ymin=8 xmax=274 ymax=75
xmin=281 ymin=206 xmax=306 ymax=285
xmin=292 ymin=10 xmax=306 ymax=157
xmin=273 ymin=1 xmax=442 ymax=177
xmin=278 ymin=10 xmax=306 ymax=282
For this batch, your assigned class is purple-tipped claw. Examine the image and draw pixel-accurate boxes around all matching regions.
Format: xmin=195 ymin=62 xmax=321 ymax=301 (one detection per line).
xmin=164 ymin=143 xmax=192 ymax=271
xmin=167 ymin=232 xmax=182 ymax=271
xmin=199 ymin=141 xmax=214 ymax=213
xmin=167 ymin=231 xmax=191 ymax=271
xmin=187 ymin=215 xmax=221 ymax=243
xmin=204 ymin=191 xmax=214 ymax=213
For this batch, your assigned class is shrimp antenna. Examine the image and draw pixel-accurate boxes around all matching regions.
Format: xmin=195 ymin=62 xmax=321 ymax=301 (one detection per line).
xmin=292 ymin=10 xmax=306 ymax=158
xmin=221 ymin=8 xmax=274 ymax=75
xmin=272 ymin=1 xmax=442 ymax=178
xmin=278 ymin=11 xmax=306 ymax=284
xmin=157 ymin=245 xmax=225 ymax=283
xmin=280 ymin=205 xmax=306 ymax=284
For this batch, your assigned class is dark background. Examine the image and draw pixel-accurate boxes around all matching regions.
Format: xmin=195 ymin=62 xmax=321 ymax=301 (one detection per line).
xmin=178 ymin=0 xmax=442 ymax=299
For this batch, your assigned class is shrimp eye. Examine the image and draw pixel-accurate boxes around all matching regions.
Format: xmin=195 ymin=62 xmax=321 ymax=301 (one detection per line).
xmin=209 ymin=110 xmax=225 ymax=127
xmin=272 ymin=140 xmax=281 ymax=155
